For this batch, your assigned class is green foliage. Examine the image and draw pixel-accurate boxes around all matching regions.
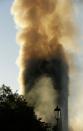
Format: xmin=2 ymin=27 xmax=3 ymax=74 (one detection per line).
xmin=0 ymin=85 xmax=48 ymax=131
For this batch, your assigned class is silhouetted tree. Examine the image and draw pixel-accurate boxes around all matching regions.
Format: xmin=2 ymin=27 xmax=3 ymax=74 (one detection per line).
xmin=0 ymin=85 xmax=48 ymax=131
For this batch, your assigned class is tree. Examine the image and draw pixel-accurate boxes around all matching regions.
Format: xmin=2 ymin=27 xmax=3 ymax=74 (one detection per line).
xmin=0 ymin=85 xmax=47 ymax=131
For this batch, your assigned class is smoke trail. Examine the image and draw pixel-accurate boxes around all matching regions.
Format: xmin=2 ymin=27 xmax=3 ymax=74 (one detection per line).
xmin=11 ymin=0 xmax=79 ymax=130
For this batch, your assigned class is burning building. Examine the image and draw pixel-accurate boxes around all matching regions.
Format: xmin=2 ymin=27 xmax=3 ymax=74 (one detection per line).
xmin=11 ymin=0 xmax=75 ymax=131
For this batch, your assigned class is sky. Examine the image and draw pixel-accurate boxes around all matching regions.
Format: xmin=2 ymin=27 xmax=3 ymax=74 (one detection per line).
xmin=0 ymin=0 xmax=19 ymax=92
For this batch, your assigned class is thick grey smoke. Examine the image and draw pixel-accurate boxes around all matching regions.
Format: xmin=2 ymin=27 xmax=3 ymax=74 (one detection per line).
xmin=11 ymin=0 xmax=80 ymax=130
xmin=26 ymin=76 xmax=58 ymax=124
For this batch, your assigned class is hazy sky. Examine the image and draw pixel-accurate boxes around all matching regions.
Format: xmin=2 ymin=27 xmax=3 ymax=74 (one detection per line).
xmin=0 ymin=0 xmax=83 ymax=93
xmin=0 ymin=0 xmax=19 ymax=92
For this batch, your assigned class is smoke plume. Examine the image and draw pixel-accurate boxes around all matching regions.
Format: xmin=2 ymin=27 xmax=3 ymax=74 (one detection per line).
xmin=11 ymin=0 xmax=82 ymax=130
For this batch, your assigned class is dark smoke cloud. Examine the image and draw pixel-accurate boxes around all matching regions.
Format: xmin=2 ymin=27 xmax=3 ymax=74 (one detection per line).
xmin=11 ymin=0 xmax=78 ymax=131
